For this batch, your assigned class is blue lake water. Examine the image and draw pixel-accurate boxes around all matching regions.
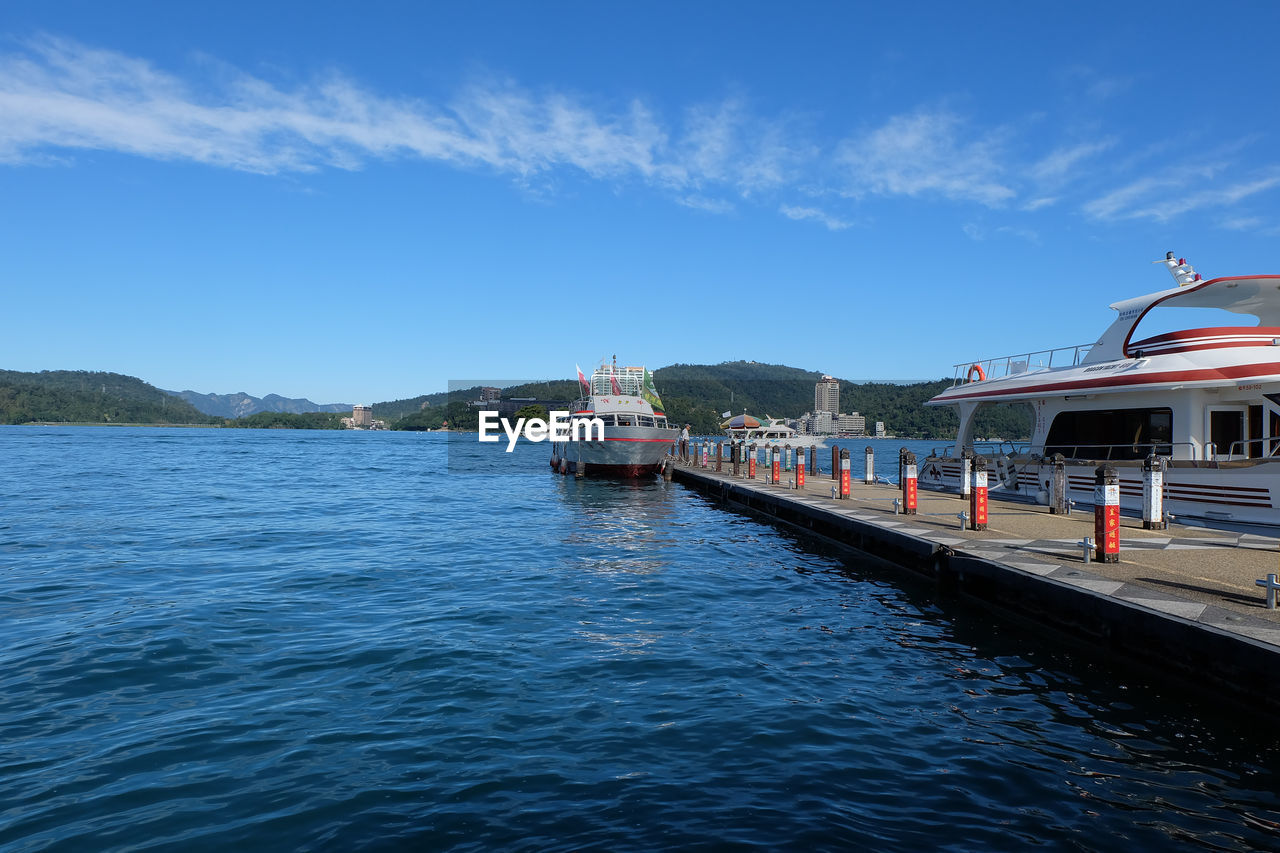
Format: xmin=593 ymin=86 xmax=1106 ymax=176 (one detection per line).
xmin=2 ymin=426 xmax=1279 ymax=850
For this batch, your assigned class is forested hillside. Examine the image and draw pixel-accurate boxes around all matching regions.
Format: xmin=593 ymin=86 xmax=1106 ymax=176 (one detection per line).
xmin=381 ymin=362 xmax=1030 ymax=440
xmin=0 ymin=363 xmax=1030 ymax=439
xmin=0 ymin=370 xmax=221 ymax=425
xmin=651 ymin=362 xmax=1029 ymax=439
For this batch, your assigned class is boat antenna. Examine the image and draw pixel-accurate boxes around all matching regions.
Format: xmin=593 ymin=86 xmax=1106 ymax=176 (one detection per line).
xmin=1152 ymin=250 xmax=1201 ymax=286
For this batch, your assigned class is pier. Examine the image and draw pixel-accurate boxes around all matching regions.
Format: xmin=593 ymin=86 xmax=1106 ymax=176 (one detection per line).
xmin=671 ymin=445 xmax=1280 ymax=714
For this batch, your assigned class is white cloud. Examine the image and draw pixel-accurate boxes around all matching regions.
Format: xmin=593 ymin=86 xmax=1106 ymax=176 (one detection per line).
xmin=835 ymin=109 xmax=1014 ymax=205
xmin=1083 ymin=162 xmax=1280 ymax=222
xmin=6 ymin=34 xmax=1278 ymax=235
xmin=779 ymin=204 xmax=851 ymax=230
xmin=678 ymin=194 xmax=735 ymax=214
xmin=995 ymin=225 xmax=1039 ymax=244
xmin=0 ymin=36 xmax=696 ymax=186
xmin=962 ymin=222 xmax=1038 ymax=244
xmin=1220 ymin=215 xmax=1264 ymax=231
xmin=1029 ymin=138 xmax=1115 ymax=183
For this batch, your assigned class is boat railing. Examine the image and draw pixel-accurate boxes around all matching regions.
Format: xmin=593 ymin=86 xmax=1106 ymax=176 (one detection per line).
xmin=951 ymin=343 xmax=1094 ymax=385
xmin=1041 ymin=442 xmax=1194 ymax=461
xmin=931 ymin=441 xmax=1031 ymax=458
xmin=1221 ymin=437 xmax=1280 ymax=461
xmin=930 ymin=441 xmax=1203 ymax=462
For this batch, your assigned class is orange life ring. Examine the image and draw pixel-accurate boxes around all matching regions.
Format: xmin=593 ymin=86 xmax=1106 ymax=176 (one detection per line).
xmin=967 ymin=364 xmax=986 ymax=382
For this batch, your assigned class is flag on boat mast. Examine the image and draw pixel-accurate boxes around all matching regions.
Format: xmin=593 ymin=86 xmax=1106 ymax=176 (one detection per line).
xmin=610 ymin=372 xmax=623 ymax=395
xmin=576 ymin=364 xmax=590 ymax=396
xmin=641 ymin=368 xmax=665 ymax=415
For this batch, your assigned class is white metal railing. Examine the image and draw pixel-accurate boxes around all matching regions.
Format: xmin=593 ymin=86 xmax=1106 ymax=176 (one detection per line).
xmin=932 ymin=441 xmax=1031 ymax=458
xmin=1222 ymin=437 xmax=1280 ymax=461
xmin=951 ymin=343 xmax=1094 ymax=385
xmin=930 ymin=441 xmax=1202 ymax=462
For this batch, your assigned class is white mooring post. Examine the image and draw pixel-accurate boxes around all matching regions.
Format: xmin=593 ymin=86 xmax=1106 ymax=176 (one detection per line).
xmin=864 ymin=446 xmax=875 ymax=485
xmin=1142 ymin=454 xmax=1167 ymax=530
xmin=960 ymin=448 xmax=973 ymax=498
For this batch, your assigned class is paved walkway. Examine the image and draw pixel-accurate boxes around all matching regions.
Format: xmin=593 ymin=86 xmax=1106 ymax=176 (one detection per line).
xmin=681 ymin=457 xmax=1280 ymax=642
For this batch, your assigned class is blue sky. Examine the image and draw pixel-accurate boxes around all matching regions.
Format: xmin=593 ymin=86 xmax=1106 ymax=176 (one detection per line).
xmin=3 ymin=2 xmax=1280 ymax=404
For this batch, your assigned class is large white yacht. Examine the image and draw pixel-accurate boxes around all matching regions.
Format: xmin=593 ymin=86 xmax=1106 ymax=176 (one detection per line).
xmin=920 ymin=253 xmax=1280 ymax=529
xmin=721 ymin=413 xmax=828 ymax=450
xmin=550 ymin=361 xmax=678 ymax=477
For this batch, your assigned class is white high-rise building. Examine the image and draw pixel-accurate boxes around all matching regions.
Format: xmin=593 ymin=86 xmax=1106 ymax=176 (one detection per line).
xmin=815 ymin=375 xmax=839 ymax=413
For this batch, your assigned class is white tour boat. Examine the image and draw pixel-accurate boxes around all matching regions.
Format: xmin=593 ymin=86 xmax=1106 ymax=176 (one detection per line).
xmin=550 ymin=362 xmax=679 ymax=477
xmin=920 ymin=252 xmax=1280 ymax=530
xmin=721 ymin=413 xmax=828 ymax=450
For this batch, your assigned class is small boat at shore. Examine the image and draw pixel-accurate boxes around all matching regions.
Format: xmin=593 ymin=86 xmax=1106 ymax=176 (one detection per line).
xmin=920 ymin=252 xmax=1280 ymax=530
xmin=721 ymin=413 xmax=827 ymax=450
xmin=550 ymin=361 xmax=678 ymax=477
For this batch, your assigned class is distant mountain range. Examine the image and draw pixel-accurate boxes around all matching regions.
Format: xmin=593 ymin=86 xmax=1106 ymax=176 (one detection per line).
xmin=164 ymin=390 xmax=352 ymax=419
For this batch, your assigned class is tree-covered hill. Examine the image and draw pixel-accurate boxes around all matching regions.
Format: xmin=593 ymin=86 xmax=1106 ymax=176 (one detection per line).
xmin=374 ymin=361 xmax=1030 ymax=440
xmin=0 ymin=370 xmax=221 ymax=425
xmin=0 ymin=361 xmax=1029 ymax=438
xmin=223 ymin=411 xmax=347 ymax=429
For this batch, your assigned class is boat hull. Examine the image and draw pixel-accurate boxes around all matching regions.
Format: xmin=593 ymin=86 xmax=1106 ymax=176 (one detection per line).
xmin=550 ymin=425 xmax=678 ymax=478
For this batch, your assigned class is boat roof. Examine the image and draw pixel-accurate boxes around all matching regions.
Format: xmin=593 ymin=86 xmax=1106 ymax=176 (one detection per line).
xmin=928 ymin=258 xmax=1280 ymax=407
xmin=1099 ymin=275 xmax=1280 ymax=362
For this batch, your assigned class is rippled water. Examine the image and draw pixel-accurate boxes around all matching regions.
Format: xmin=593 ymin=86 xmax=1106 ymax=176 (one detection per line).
xmin=2 ymin=426 xmax=1279 ymax=851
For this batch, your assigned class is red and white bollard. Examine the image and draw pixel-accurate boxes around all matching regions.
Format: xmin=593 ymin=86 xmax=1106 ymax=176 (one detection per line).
xmin=701 ymin=442 xmax=709 ymax=468
xmin=771 ymin=446 xmax=781 ymax=485
xmin=839 ymin=448 xmax=851 ymax=499
xmin=1094 ymin=464 xmax=1120 ymax=563
xmin=970 ymin=455 xmax=988 ymax=530
xmin=796 ymin=451 xmax=806 ymax=490
xmin=902 ymin=451 xmax=918 ymax=515
xmin=748 ymin=443 xmax=757 ymax=479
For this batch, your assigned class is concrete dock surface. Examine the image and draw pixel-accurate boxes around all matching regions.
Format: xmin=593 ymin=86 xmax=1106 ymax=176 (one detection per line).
xmin=673 ymin=456 xmax=1280 ymax=649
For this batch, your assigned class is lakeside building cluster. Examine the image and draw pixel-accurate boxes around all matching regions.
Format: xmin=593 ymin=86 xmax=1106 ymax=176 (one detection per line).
xmin=792 ymin=375 xmax=888 ymax=437
xmin=341 ymin=405 xmax=387 ymax=430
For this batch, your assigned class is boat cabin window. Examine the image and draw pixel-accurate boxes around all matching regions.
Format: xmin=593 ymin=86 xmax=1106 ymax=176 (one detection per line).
xmin=1044 ymin=407 xmax=1172 ymax=460
xmin=654 ymin=417 xmax=667 ymax=428
xmin=1209 ymin=409 xmax=1244 ymax=459
xmin=1207 ymin=403 xmax=1280 ymax=459
xmin=594 ymin=414 xmax=616 ymax=426
xmin=638 ymin=415 xmax=654 ymax=427
xmin=617 ymin=414 xmax=636 ymax=427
